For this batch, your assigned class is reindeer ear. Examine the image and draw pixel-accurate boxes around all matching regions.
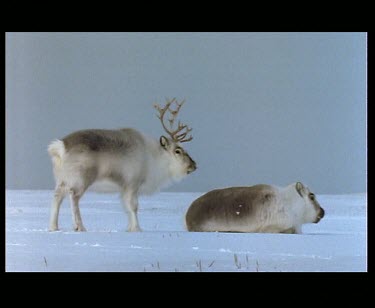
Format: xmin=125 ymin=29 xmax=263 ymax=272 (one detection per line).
xmin=160 ymin=136 xmax=169 ymax=149
xmin=296 ymin=182 xmax=305 ymax=197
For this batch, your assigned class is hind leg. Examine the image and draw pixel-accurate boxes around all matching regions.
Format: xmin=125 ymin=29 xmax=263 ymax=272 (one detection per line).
xmin=69 ymin=188 xmax=87 ymax=232
xmin=49 ymin=183 xmax=66 ymax=231
xmin=66 ymin=168 xmax=96 ymax=231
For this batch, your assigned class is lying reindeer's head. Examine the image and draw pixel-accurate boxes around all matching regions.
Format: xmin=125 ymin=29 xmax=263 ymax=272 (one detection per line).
xmin=154 ymin=98 xmax=197 ymax=178
xmin=296 ymin=182 xmax=325 ymax=224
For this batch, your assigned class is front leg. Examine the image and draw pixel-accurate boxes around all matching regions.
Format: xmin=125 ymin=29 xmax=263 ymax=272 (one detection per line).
xmin=280 ymin=227 xmax=296 ymax=234
xmin=121 ymin=190 xmax=142 ymax=232
xmin=280 ymin=225 xmax=302 ymax=234
xmin=294 ymin=225 xmax=302 ymax=234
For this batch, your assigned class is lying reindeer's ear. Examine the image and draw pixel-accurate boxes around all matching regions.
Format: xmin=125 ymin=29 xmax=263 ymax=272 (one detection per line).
xmin=160 ymin=136 xmax=169 ymax=149
xmin=296 ymin=182 xmax=305 ymax=197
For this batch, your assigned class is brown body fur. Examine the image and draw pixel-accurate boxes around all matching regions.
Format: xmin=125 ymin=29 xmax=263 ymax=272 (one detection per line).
xmin=186 ymin=185 xmax=276 ymax=232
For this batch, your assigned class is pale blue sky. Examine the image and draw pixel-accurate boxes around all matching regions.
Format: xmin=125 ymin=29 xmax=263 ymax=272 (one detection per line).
xmin=6 ymin=32 xmax=366 ymax=193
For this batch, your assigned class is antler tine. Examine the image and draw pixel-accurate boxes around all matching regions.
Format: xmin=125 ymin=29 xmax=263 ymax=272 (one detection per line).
xmin=154 ymin=100 xmax=174 ymax=140
xmin=154 ymin=98 xmax=175 ymax=136
xmin=173 ymin=120 xmax=193 ymax=143
xmin=167 ymin=99 xmax=184 ymax=127
xmin=154 ymin=98 xmax=193 ymax=143
xmin=176 ymin=131 xmax=193 ymax=143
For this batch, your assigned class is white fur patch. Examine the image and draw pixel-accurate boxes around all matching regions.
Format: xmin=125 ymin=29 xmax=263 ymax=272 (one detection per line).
xmin=48 ymin=139 xmax=65 ymax=166
xmin=88 ymin=180 xmax=121 ymax=193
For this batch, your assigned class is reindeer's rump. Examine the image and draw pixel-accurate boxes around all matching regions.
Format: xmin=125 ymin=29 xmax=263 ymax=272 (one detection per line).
xmin=62 ymin=128 xmax=145 ymax=154
xmin=185 ymin=185 xmax=277 ymax=232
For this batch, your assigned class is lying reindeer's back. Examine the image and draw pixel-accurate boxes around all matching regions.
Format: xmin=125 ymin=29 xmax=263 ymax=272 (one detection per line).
xmin=185 ymin=185 xmax=277 ymax=232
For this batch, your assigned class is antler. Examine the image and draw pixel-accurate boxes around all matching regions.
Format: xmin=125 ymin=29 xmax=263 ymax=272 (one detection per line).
xmin=154 ymin=98 xmax=193 ymax=143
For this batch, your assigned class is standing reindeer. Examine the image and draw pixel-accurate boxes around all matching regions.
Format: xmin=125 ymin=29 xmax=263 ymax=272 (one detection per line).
xmin=48 ymin=98 xmax=197 ymax=232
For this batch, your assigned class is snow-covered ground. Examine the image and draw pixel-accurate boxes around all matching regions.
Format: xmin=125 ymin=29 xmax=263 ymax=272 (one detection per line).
xmin=6 ymin=190 xmax=367 ymax=272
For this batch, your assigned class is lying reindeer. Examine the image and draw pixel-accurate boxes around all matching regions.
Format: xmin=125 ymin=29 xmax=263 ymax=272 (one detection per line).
xmin=185 ymin=182 xmax=324 ymax=234
xmin=48 ymin=98 xmax=196 ymax=232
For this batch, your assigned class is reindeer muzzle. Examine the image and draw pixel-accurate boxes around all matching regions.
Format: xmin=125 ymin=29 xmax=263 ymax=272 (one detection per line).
xmin=187 ymin=159 xmax=197 ymax=174
xmin=314 ymin=207 xmax=325 ymax=223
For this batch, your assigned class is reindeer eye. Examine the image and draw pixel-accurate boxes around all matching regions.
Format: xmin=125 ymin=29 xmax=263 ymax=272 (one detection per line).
xmin=175 ymin=148 xmax=182 ymax=155
xmin=309 ymin=194 xmax=315 ymax=200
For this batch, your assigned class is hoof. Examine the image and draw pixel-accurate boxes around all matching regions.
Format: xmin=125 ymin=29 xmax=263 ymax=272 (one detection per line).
xmin=74 ymin=226 xmax=87 ymax=232
xmin=127 ymin=226 xmax=142 ymax=232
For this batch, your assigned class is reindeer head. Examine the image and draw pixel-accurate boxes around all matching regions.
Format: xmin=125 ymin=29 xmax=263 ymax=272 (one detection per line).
xmin=154 ymin=98 xmax=197 ymax=176
xmin=296 ymin=182 xmax=325 ymax=224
